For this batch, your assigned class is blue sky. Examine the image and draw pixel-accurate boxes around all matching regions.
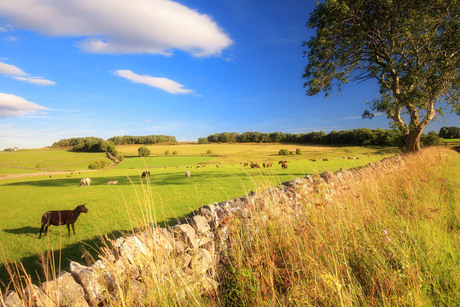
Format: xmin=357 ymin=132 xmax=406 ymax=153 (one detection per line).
xmin=0 ymin=0 xmax=458 ymax=150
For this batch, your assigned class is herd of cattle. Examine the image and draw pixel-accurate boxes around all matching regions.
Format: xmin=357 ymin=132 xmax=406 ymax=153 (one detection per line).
xmin=76 ymin=156 xmax=362 ymax=187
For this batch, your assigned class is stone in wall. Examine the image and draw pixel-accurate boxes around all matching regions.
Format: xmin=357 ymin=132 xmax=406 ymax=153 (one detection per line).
xmin=70 ymin=261 xmax=114 ymax=306
xmin=40 ymin=272 xmax=88 ymax=307
xmin=0 ymin=290 xmax=22 ymax=307
xmin=23 ymin=283 xmax=53 ymax=307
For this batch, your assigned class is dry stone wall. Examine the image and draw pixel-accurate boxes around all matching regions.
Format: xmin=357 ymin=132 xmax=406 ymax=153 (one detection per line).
xmin=1 ymin=155 xmax=407 ymax=306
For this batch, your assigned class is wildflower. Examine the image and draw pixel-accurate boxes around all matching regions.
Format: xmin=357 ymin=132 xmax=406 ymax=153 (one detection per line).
xmin=386 ymin=237 xmax=391 ymax=243
xmin=382 ymin=230 xmax=388 ymax=235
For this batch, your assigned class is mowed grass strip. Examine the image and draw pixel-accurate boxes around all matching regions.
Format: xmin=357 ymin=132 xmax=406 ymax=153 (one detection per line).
xmin=118 ymin=156 xmax=214 ymax=169
xmin=0 ymin=149 xmax=111 ymax=173
xmin=0 ymin=144 xmax=398 ymax=287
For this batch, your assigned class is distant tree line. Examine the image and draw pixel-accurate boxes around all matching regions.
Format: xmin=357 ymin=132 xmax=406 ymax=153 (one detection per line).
xmin=204 ymin=129 xmax=403 ymax=146
xmin=203 ymin=127 xmax=457 ymax=147
xmin=52 ymin=134 xmax=177 ymax=154
xmin=52 ymin=137 xmax=117 ymax=154
xmin=439 ymin=127 xmax=460 ymax=139
xmin=107 ymin=135 xmax=177 ymax=145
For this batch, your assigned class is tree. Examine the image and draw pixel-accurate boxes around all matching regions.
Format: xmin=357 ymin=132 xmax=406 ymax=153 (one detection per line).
xmin=421 ymin=131 xmax=444 ymax=146
xmin=439 ymin=126 xmax=460 ymax=139
xmin=279 ymin=149 xmax=290 ymax=155
xmin=138 ymin=146 xmax=151 ymax=157
xmin=303 ymin=0 xmax=459 ymax=152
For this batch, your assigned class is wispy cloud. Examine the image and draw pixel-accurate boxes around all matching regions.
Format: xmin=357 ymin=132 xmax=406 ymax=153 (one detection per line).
xmin=4 ymin=36 xmax=19 ymax=42
xmin=12 ymin=76 xmax=56 ymax=86
xmin=0 ymin=61 xmax=27 ymax=76
xmin=284 ymin=127 xmax=339 ymax=133
xmin=0 ymin=92 xmax=48 ymax=118
xmin=340 ymin=113 xmax=385 ymax=121
xmin=0 ymin=0 xmax=232 ymax=57
xmin=114 ymin=70 xmax=193 ymax=94
xmin=0 ymin=61 xmax=56 ymax=85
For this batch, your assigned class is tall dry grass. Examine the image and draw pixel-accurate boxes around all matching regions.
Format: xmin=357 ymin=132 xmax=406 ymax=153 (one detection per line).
xmin=217 ymin=147 xmax=459 ymax=306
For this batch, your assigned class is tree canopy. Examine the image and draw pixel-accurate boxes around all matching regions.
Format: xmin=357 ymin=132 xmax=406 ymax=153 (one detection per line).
xmin=204 ymin=129 xmax=403 ymax=146
xmin=303 ymin=0 xmax=459 ymax=151
xmin=137 ymin=146 xmax=151 ymax=157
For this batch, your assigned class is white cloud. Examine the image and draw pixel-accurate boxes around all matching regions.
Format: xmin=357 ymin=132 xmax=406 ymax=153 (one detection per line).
xmin=340 ymin=113 xmax=385 ymax=120
xmin=0 ymin=61 xmax=27 ymax=76
xmin=0 ymin=92 xmax=48 ymax=118
xmin=0 ymin=0 xmax=233 ymax=57
xmin=114 ymin=70 xmax=193 ymax=94
xmin=0 ymin=61 xmax=56 ymax=85
xmin=4 ymin=36 xmax=19 ymax=42
xmin=12 ymin=76 xmax=56 ymax=85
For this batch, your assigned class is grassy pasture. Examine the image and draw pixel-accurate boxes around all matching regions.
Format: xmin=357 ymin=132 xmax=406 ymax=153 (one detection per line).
xmin=118 ymin=156 xmax=215 ymax=169
xmin=0 ymin=144 xmax=399 ymax=288
xmin=0 ymin=149 xmax=111 ymax=177
xmin=443 ymin=138 xmax=460 ymax=143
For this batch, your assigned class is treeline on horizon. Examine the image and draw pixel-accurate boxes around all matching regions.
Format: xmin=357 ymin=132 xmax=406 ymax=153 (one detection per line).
xmin=200 ymin=127 xmax=456 ymax=147
xmin=107 ymin=135 xmax=177 ymax=145
xmin=52 ymin=137 xmax=117 ymax=154
xmin=51 ymin=135 xmax=177 ymax=154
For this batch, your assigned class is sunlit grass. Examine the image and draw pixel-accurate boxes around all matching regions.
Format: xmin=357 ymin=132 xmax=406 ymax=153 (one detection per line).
xmin=217 ymin=147 xmax=459 ymax=306
xmin=1 ymin=147 xmax=458 ymax=305
xmin=0 ymin=144 xmax=398 ymax=290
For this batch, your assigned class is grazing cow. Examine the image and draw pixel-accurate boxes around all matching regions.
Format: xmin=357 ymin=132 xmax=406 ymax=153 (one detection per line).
xmin=38 ymin=204 xmax=88 ymax=238
xmin=323 ymin=158 xmax=329 ymax=161
xmin=79 ymin=178 xmax=91 ymax=187
xmin=310 ymin=159 xmax=317 ymax=162
xmin=281 ymin=162 xmax=288 ymax=169
xmin=107 ymin=180 xmax=118 ymax=185
xmin=141 ymin=171 xmax=150 ymax=178
xmin=185 ymin=171 xmax=191 ymax=179
xmin=266 ymin=162 xmax=273 ymax=168
xmin=244 ymin=163 xmax=249 ymax=167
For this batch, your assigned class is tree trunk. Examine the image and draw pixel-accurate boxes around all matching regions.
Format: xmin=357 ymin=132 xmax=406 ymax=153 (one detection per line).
xmin=402 ymin=128 xmax=423 ymax=152
xmin=400 ymin=100 xmax=436 ymax=152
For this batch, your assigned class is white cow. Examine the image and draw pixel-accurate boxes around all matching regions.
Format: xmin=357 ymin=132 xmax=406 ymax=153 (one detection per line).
xmin=107 ymin=180 xmax=118 ymax=185
xmin=185 ymin=171 xmax=191 ymax=179
xmin=79 ymin=178 xmax=91 ymax=187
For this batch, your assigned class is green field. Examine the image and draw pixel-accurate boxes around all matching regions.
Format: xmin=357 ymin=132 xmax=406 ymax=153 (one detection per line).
xmin=0 ymin=149 xmax=111 ymax=178
xmin=118 ymin=156 xmax=215 ymax=169
xmin=0 ymin=144 xmax=400 ymax=287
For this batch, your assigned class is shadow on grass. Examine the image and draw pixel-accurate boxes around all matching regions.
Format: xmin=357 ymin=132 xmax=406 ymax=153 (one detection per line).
xmin=3 ymin=227 xmax=41 ymax=235
xmin=0 ymin=213 xmax=189 ymax=292
xmin=1 ymin=168 xmax=305 ymax=188
xmin=0 ymin=228 xmax=132 ymax=291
